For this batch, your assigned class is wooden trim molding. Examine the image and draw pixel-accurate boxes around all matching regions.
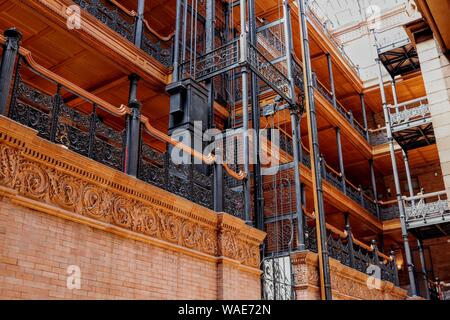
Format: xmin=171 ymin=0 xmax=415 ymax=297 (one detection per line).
xmin=0 ymin=116 xmax=265 ymax=271
xmin=19 ymin=0 xmax=171 ymax=86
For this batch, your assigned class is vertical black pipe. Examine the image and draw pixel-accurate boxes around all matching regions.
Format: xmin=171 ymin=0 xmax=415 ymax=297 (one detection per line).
xmin=373 ymin=29 xmax=417 ymax=297
xmin=214 ymin=147 xmax=224 ymax=212
xmin=172 ymin=0 xmax=183 ymax=82
xmin=125 ymin=74 xmax=141 ymax=177
xmin=291 ymin=112 xmax=305 ymax=250
xmin=0 ymin=28 xmax=22 ymax=115
xmin=335 ymin=127 xmax=346 ymax=194
xmin=369 ymin=159 xmax=381 ymax=219
xmin=297 ymin=0 xmax=332 ymax=300
xmin=248 ymin=0 xmax=264 ymax=231
xmin=134 ymin=0 xmax=146 ymax=48
xmin=391 ymin=250 xmax=400 ymax=286
xmin=360 ymin=93 xmax=369 ymax=140
xmin=240 ymin=0 xmax=251 ymax=224
xmin=417 ymin=239 xmax=430 ymax=299
xmin=326 ymin=53 xmax=337 ymax=109
xmin=345 ymin=213 xmax=355 ymax=268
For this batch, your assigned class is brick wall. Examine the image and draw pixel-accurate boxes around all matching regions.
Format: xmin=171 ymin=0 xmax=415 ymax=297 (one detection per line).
xmin=0 ymin=198 xmax=262 ymax=300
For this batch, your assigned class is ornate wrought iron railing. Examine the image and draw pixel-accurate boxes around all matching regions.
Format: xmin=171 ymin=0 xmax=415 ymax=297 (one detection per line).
xmin=389 ymin=97 xmax=430 ymax=131
xmin=73 ymin=0 xmax=173 ymax=67
xmin=2 ymin=46 xmax=248 ymax=218
xmin=261 ymin=255 xmax=295 ymax=300
xmin=369 ymin=128 xmax=389 ymax=145
xmin=380 ymin=202 xmax=401 ymax=221
xmin=403 ymin=191 xmax=450 ymax=228
xmin=304 ymin=220 xmax=398 ymax=284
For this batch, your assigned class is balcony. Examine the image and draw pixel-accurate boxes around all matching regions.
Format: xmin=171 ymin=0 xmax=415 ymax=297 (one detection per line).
xmin=73 ymin=0 xmax=173 ymax=67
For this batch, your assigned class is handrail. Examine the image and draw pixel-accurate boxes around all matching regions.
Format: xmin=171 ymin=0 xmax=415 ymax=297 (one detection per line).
xmin=403 ymin=190 xmax=447 ymax=202
xmin=108 ymin=0 xmax=175 ymax=41
xmin=10 ymin=38 xmax=132 ymax=117
xmin=3 ymin=33 xmax=245 ymax=182
xmin=302 ymin=207 xmax=391 ymax=262
xmin=139 ymin=115 xmax=246 ymax=181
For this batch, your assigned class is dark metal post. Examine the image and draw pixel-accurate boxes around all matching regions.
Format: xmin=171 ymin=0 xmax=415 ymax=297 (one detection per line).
xmin=125 ymin=74 xmax=141 ymax=177
xmin=249 ymin=0 xmax=264 ymax=231
xmin=417 ymin=239 xmax=430 ymax=299
xmin=403 ymin=150 xmax=415 ymax=203
xmin=214 ymin=146 xmax=224 ymax=212
xmin=134 ymin=0 xmax=146 ymax=48
xmin=335 ymin=127 xmax=346 ymax=194
xmin=360 ymin=93 xmax=369 ymax=140
xmin=326 ymin=53 xmax=337 ymax=109
xmin=371 ymin=240 xmax=380 ymax=267
xmin=391 ymin=250 xmax=400 ymax=286
xmin=239 ymin=0 xmax=251 ymax=224
xmin=291 ymin=112 xmax=305 ymax=250
xmin=369 ymin=159 xmax=381 ymax=219
xmin=373 ymin=29 xmax=417 ymax=297
xmin=172 ymin=0 xmax=183 ymax=82
xmin=297 ymin=0 xmax=332 ymax=300
xmin=359 ymin=185 xmax=364 ymax=206
xmin=0 ymin=28 xmax=22 ymax=115
xmin=345 ymin=213 xmax=355 ymax=268
xmin=282 ymin=0 xmax=304 ymax=248
xmin=348 ymin=110 xmax=354 ymax=126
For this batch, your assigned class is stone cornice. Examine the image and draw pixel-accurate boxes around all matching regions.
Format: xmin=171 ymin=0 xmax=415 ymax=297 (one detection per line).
xmin=0 ymin=116 xmax=265 ymax=270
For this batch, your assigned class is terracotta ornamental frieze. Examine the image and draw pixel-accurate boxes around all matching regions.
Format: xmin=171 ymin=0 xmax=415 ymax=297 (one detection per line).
xmin=0 ymin=117 xmax=265 ymax=269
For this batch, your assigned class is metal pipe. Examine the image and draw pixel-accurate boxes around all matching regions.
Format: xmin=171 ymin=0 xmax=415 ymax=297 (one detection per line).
xmin=125 ymin=74 xmax=141 ymax=177
xmin=326 ymin=53 xmax=337 ymax=109
xmin=249 ymin=0 xmax=264 ymax=231
xmin=391 ymin=80 xmax=400 ymax=114
xmin=372 ymin=29 xmax=417 ymax=297
xmin=240 ymin=0 xmax=251 ymax=223
xmin=417 ymin=239 xmax=430 ymax=300
xmin=0 ymin=28 xmax=22 ymax=115
xmin=134 ymin=0 xmax=145 ymax=48
xmin=360 ymin=93 xmax=369 ymax=140
xmin=297 ymin=0 xmax=332 ymax=300
xmin=172 ymin=0 xmax=183 ymax=81
xmin=369 ymin=159 xmax=381 ymax=219
xmin=214 ymin=147 xmax=224 ymax=212
xmin=335 ymin=127 xmax=346 ymax=195
xmin=344 ymin=213 xmax=355 ymax=268
xmin=282 ymin=0 xmax=304 ymax=249
xmin=403 ymin=150 xmax=415 ymax=205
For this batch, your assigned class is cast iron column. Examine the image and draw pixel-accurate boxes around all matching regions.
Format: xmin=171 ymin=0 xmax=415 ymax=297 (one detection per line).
xmin=373 ymin=29 xmax=417 ymax=297
xmin=344 ymin=213 xmax=355 ymax=268
xmin=249 ymin=0 xmax=264 ymax=230
xmin=240 ymin=0 xmax=251 ymax=224
xmin=172 ymin=0 xmax=183 ymax=82
xmin=326 ymin=53 xmax=337 ymax=109
xmin=335 ymin=127 xmax=346 ymax=194
xmin=125 ymin=73 xmax=141 ymax=177
xmin=417 ymin=239 xmax=430 ymax=299
xmin=0 ymin=28 xmax=22 ymax=115
xmin=360 ymin=93 xmax=369 ymax=140
xmin=369 ymin=159 xmax=381 ymax=219
xmin=134 ymin=0 xmax=146 ymax=48
xmin=297 ymin=0 xmax=332 ymax=300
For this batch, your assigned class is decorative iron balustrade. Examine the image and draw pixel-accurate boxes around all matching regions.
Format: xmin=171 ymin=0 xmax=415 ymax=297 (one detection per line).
xmin=389 ymin=97 xmax=430 ymax=130
xmin=247 ymin=42 xmax=292 ymax=103
xmin=380 ymin=204 xmax=400 ymax=221
xmin=180 ymin=39 xmax=240 ymax=81
xmin=369 ymin=129 xmax=389 ymax=145
xmin=73 ymin=0 xmax=173 ymax=67
xmin=304 ymin=223 xmax=397 ymax=283
xmin=404 ymin=191 xmax=450 ymax=227
xmin=261 ymin=255 xmax=295 ymax=300
xmin=5 ymin=54 xmax=228 ymax=214
xmin=9 ymin=60 xmax=126 ymax=171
